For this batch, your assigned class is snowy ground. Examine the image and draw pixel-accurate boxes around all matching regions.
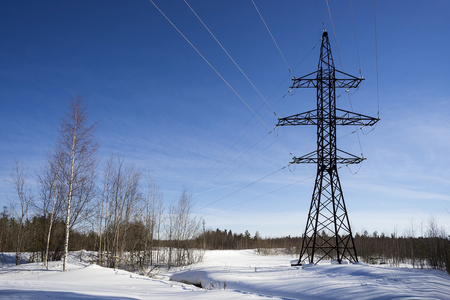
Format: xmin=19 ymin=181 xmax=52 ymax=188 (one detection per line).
xmin=1 ymin=250 xmax=449 ymax=299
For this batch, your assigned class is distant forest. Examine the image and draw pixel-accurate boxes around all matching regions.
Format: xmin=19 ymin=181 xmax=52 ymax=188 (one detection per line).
xmin=1 ymin=210 xmax=449 ymax=275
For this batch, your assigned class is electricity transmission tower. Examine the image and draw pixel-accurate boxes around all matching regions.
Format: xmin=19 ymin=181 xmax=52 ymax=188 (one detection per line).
xmin=277 ymin=30 xmax=379 ymax=265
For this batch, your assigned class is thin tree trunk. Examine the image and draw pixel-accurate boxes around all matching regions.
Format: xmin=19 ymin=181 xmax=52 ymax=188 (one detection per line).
xmin=44 ymin=174 xmax=58 ymax=269
xmin=99 ymin=164 xmax=109 ymax=267
xmin=98 ymin=196 xmax=104 ymax=266
xmin=11 ymin=160 xmax=30 ymax=266
xmin=15 ymin=222 xmax=21 ymax=265
xmin=63 ymin=108 xmax=77 ymax=272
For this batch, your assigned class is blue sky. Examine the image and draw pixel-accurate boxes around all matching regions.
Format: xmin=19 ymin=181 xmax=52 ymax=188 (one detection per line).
xmin=1 ymin=0 xmax=449 ymax=237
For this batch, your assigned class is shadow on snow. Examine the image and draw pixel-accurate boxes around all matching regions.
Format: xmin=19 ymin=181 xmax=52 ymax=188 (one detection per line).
xmin=0 ymin=290 xmax=138 ymax=300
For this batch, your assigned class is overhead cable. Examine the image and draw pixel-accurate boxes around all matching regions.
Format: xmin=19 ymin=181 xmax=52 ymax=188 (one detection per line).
xmin=193 ymin=164 xmax=290 ymax=213
xmin=189 ymin=44 xmax=320 ymax=194
xmin=220 ymin=126 xmax=296 ymax=182
xmin=190 ymin=43 xmax=318 ymax=194
xmin=315 ymin=0 xmax=326 ymax=28
xmin=149 ymin=0 xmax=293 ymax=158
xmin=149 ymin=0 xmax=271 ymax=134
xmin=349 ymin=0 xmax=362 ymax=75
xmin=252 ymin=0 xmax=292 ymax=74
xmin=208 ymin=175 xmax=315 ymax=214
xmin=184 ymin=0 xmax=278 ymax=116
xmin=325 ymin=0 xmax=344 ymax=71
xmin=325 ymin=0 xmax=364 ymax=157
xmin=374 ymin=0 xmax=380 ymax=117
xmin=194 ymin=130 xmax=272 ymax=195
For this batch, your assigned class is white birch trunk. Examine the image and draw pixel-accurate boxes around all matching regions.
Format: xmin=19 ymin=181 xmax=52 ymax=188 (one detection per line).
xmin=44 ymin=175 xmax=58 ymax=269
xmin=63 ymin=108 xmax=77 ymax=272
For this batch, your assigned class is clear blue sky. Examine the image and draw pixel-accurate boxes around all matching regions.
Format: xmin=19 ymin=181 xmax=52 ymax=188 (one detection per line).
xmin=1 ymin=0 xmax=449 ymax=237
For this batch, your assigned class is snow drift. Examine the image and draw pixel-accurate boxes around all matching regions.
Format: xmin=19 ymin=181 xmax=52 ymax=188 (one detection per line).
xmin=0 ymin=250 xmax=449 ymax=299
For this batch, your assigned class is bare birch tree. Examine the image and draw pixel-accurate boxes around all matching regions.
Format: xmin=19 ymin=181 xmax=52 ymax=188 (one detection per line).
xmin=166 ymin=202 xmax=175 ymax=268
xmin=103 ymin=156 xmax=142 ymax=268
xmin=56 ymin=97 xmax=98 ymax=271
xmin=166 ymin=189 xmax=202 ymax=268
xmin=98 ymin=157 xmax=113 ymax=267
xmin=9 ymin=160 xmax=33 ymax=265
xmin=36 ymin=155 xmax=64 ymax=268
xmin=143 ymin=172 xmax=163 ymax=267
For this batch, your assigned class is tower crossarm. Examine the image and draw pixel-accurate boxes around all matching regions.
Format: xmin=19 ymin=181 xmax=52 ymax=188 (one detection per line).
xmin=291 ymin=70 xmax=364 ymax=89
xmin=334 ymin=70 xmax=364 ymax=89
xmin=336 ymin=109 xmax=380 ymax=126
xmin=277 ymin=108 xmax=379 ymax=127
xmin=291 ymin=71 xmax=319 ymax=88
xmin=290 ymin=149 xmax=365 ymax=165
xmin=276 ymin=109 xmax=318 ymax=126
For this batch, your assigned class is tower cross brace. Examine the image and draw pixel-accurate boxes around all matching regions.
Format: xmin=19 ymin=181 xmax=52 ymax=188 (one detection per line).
xmin=277 ymin=31 xmax=379 ymax=265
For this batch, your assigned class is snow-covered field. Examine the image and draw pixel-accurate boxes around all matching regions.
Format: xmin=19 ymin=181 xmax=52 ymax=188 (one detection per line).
xmin=1 ymin=250 xmax=449 ymax=299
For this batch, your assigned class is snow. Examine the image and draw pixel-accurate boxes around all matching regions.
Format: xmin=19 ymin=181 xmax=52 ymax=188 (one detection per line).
xmin=1 ymin=250 xmax=450 ymax=299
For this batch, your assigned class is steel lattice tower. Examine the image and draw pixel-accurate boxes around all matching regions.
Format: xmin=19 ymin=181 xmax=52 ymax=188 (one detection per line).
xmin=277 ymin=31 xmax=379 ymax=265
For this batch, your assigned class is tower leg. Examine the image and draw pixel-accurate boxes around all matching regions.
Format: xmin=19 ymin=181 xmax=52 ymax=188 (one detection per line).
xmin=293 ymin=166 xmax=358 ymax=265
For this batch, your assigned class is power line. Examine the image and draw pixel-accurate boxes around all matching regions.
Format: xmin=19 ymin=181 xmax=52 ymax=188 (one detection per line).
xmin=148 ymin=0 xmax=273 ymax=134
xmin=192 ymin=36 xmax=321 ymax=201
xmin=374 ymin=0 xmax=380 ymax=117
xmin=346 ymin=160 xmax=363 ymax=175
xmin=347 ymin=96 xmax=364 ymax=157
xmin=184 ymin=0 xmax=278 ymax=117
xmin=349 ymin=0 xmax=362 ymax=75
xmin=271 ymin=39 xmax=320 ymax=102
xmin=149 ymin=0 xmax=296 ymax=162
xmin=193 ymin=164 xmax=290 ymax=213
xmin=149 ymin=1 xmax=322 ymax=208
xmin=207 ymin=175 xmax=315 ymax=215
xmin=190 ymin=92 xmax=282 ymax=194
xmin=194 ymin=124 xmax=294 ymax=196
xmin=220 ymin=126 xmax=296 ymax=182
xmin=201 ymin=165 xmax=347 ymax=217
xmin=325 ymin=0 xmax=364 ymax=157
xmin=191 ymin=40 xmax=318 ymax=195
xmin=194 ymin=130 xmax=272 ymax=195
xmin=315 ymin=0 xmax=326 ymax=28
xmin=325 ymin=0 xmax=344 ymax=71
xmin=190 ymin=116 xmax=260 ymax=192
xmin=252 ymin=0 xmax=292 ymax=74
xmin=193 ymin=182 xmax=241 ymax=196
xmin=150 ymin=0 xmax=276 ymax=194
xmin=212 ymin=164 xmax=350 ymax=215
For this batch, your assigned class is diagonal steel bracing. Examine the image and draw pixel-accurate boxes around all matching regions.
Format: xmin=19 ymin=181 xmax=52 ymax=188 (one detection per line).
xmin=276 ymin=30 xmax=379 ymax=265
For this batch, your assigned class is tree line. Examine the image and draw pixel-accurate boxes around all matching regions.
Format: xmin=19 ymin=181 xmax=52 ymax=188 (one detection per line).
xmin=354 ymin=223 xmax=450 ymax=274
xmin=2 ymin=211 xmax=448 ymax=275
xmin=198 ymin=226 xmax=449 ymax=274
xmin=198 ymin=228 xmax=301 ymax=251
